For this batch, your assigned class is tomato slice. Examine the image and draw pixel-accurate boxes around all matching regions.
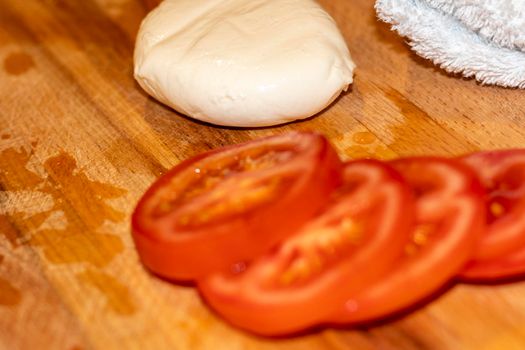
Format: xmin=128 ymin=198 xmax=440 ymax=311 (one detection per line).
xmin=198 ymin=160 xmax=415 ymax=336
xmin=460 ymin=247 xmax=525 ymax=282
xmin=458 ymin=150 xmax=525 ymax=281
xmin=331 ymin=157 xmax=486 ymax=324
xmin=131 ymin=132 xmax=342 ymax=281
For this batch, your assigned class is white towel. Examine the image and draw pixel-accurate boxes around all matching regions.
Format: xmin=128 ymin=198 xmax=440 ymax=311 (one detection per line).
xmin=422 ymin=0 xmax=525 ymax=51
xmin=375 ymin=0 xmax=525 ymax=88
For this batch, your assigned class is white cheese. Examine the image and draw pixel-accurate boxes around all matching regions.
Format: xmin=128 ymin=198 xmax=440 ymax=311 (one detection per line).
xmin=134 ymin=0 xmax=355 ymax=127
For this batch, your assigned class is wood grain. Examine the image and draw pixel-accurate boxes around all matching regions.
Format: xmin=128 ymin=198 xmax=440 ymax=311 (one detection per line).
xmin=1 ymin=0 xmax=525 ymax=349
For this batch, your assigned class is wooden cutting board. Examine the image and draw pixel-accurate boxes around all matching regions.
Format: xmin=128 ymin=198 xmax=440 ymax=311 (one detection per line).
xmin=2 ymin=0 xmax=525 ymax=349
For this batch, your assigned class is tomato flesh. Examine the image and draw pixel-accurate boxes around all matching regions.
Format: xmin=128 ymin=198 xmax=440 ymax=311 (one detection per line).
xmin=331 ymin=157 xmax=486 ymax=323
xmin=459 ymin=150 xmax=525 ymax=281
xmin=132 ymin=132 xmax=342 ymax=280
xmin=198 ymin=160 xmax=415 ymax=336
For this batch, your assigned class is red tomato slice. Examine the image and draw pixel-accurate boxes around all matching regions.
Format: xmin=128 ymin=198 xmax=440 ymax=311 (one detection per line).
xmin=458 ymin=150 xmax=525 ymax=281
xmin=331 ymin=157 xmax=486 ymax=324
xmin=198 ymin=160 xmax=415 ymax=336
xmin=460 ymin=247 xmax=525 ymax=282
xmin=132 ymin=132 xmax=342 ymax=281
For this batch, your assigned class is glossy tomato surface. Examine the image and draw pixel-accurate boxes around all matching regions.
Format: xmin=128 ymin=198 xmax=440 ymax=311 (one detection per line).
xmin=459 ymin=150 xmax=525 ymax=281
xmin=198 ymin=160 xmax=415 ymax=336
xmin=332 ymin=157 xmax=486 ymax=323
xmin=460 ymin=247 xmax=525 ymax=282
xmin=132 ymin=132 xmax=342 ymax=280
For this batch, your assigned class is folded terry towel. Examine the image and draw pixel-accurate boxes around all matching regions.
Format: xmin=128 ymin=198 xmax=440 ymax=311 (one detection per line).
xmin=422 ymin=0 xmax=525 ymax=51
xmin=376 ymin=0 xmax=525 ymax=88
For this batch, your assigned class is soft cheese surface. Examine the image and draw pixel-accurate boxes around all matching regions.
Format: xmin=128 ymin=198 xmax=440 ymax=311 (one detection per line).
xmin=134 ymin=0 xmax=355 ymax=127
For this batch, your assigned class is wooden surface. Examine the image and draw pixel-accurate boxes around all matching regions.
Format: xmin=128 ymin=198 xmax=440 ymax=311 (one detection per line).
xmin=1 ymin=0 xmax=525 ymax=349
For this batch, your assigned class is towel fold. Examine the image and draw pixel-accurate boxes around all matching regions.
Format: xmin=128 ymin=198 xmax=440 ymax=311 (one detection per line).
xmin=376 ymin=0 xmax=525 ymax=88
xmin=422 ymin=0 xmax=525 ymax=52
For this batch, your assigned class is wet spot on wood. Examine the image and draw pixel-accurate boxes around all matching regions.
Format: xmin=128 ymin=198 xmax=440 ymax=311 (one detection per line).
xmin=384 ymin=87 xmax=431 ymax=150
xmin=0 ymin=214 xmax=20 ymax=248
xmin=0 ymin=147 xmax=45 ymax=191
xmin=345 ymin=145 xmax=396 ymax=160
xmin=103 ymin=138 xmax=167 ymax=178
xmin=352 ymin=132 xmax=376 ymax=145
xmin=0 ymin=28 xmax=8 ymax=47
xmin=385 ymin=88 xmax=430 ymax=118
xmin=3 ymin=52 xmax=35 ymax=76
xmin=0 ymin=146 xmax=51 ymax=242
xmin=94 ymin=0 xmax=146 ymax=39
xmin=77 ymin=269 xmax=136 ymax=315
xmin=384 ymin=87 xmax=478 ymax=155
xmin=30 ymin=227 xmax=123 ymax=267
xmin=27 ymin=151 xmax=127 ymax=266
xmin=2 ymin=149 xmax=127 ymax=267
xmin=0 ymin=277 xmax=22 ymax=306
xmin=42 ymin=151 xmax=127 ymax=230
xmin=0 ymin=256 xmax=22 ymax=307
xmin=1 ymin=134 xmax=10 ymax=140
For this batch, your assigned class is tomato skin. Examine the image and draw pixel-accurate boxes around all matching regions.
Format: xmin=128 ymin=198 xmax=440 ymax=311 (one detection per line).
xmin=462 ymin=150 xmax=525 ymax=260
xmin=460 ymin=248 xmax=525 ymax=282
xmin=458 ymin=150 xmax=525 ymax=281
xmin=331 ymin=157 xmax=486 ymax=324
xmin=132 ymin=132 xmax=343 ymax=281
xmin=198 ymin=160 xmax=415 ymax=336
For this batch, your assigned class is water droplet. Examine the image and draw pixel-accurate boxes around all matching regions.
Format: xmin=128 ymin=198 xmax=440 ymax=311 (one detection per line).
xmin=352 ymin=132 xmax=376 ymax=145
xmin=231 ymin=261 xmax=247 ymax=274
xmin=345 ymin=299 xmax=358 ymax=312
